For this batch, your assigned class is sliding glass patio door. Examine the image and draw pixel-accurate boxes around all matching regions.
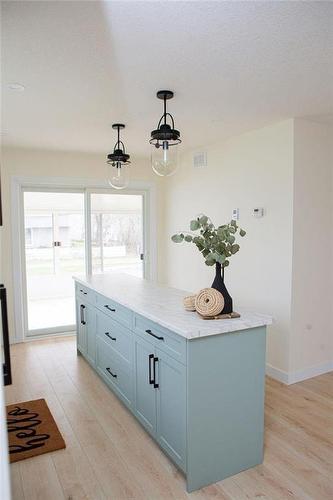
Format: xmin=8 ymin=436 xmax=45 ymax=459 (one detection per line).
xmin=22 ymin=189 xmax=146 ymax=337
xmin=90 ymin=192 xmax=144 ymax=278
xmin=23 ymin=190 xmax=85 ymax=335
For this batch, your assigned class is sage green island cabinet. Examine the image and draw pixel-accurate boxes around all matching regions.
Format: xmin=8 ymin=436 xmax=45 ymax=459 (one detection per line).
xmin=74 ymin=274 xmax=271 ymax=492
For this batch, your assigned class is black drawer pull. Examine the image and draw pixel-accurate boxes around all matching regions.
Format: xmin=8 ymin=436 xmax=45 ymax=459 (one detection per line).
xmin=153 ymin=357 xmax=159 ymax=389
xmin=104 ymin=305 xmax=116 ymax=312
xmin=80 ymin=289 xmax=87 ymax=295
xmin=148 ymin=354 xmax=154 ymax=384
xmin=105 ymin=332 xmax=116 ymax=341
xmin=80 ymin=304 xmax=86 ymax=325
xmin=106 ymin=367 xmax=117 ymax=378
xmin=145 ymin=329 xmax=164 ymax=341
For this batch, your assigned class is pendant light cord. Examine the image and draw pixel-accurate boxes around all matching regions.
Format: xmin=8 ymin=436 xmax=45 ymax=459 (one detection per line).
xmin=164 ymin=96 xmax=167 ymax=125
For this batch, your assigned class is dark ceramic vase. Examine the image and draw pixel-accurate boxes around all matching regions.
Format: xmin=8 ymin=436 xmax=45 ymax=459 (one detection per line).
xmin=211 ymin=262 xmax=233 ymax=314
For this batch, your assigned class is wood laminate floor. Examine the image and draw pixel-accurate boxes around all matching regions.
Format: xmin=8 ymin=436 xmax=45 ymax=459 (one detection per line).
xmin=5 ymin=336 xmax=333 ymax=500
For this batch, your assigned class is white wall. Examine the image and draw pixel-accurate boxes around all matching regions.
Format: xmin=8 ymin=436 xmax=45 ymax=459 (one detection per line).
xmin=0 ymin=147 xmax=163 ymax=340
xmin=289 ymin=119 xmax=333 ymax=380
xmin=3 ymin=120 xmax=333 ymax=383
xmin=161 ymin=120 xmax=295 ymax=373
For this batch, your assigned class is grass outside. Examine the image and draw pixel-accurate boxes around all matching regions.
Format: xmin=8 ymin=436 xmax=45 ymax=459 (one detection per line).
xmin=26 ymin=256 xmax=140 ymax=275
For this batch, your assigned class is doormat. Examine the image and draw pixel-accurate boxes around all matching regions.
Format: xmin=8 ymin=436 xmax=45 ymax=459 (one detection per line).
xmin=6 ymin=398 xmax=66 ymax=463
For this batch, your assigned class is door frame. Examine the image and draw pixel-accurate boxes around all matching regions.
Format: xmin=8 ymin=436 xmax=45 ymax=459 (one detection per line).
xmin=11 ymin=175 xmax=157 ymax=342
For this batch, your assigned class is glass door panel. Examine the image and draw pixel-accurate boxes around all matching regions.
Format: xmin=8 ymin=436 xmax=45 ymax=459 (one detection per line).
xmin=90 ymin=193 xmax=143 ymax=278
xmin=23 ymin=191 xmax=85 ymax=334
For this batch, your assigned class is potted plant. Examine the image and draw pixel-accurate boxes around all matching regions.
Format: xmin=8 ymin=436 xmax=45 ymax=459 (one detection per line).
xmin=171 ymin=215 xmax=246 ymax=314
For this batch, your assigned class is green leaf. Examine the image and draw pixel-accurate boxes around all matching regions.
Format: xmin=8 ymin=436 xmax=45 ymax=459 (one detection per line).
xmin=240 ymin=229 xmax=246 ymax=237
xmin=231 ymin=244 xmax=240 ymax=254
xmin=190 ymin=220 xmax=200 ymax=231
xmin=171 ymin=234 xmax=184 ymax=243
xmin=206 ymin=253 xmax=216 ymax=262
xmin=184 ymin=235 xmax=193 ymax=242
xmin=223 ymin=259 xmax=230 ymax=267
xmin=228 ymin=235 xmax=235 ymax=244
xmin=199 ymin=215 xmax=208 ymax=225
xmin=230 ymin=220 xmax=237 ymax=227
xmin=215 ymin=254 xmax=226 ymax=264
xmin=205 ymin=259 xmax=216 ymax=266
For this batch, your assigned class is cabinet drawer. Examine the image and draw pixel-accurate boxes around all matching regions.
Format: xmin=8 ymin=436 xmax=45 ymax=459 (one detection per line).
xmin=96 ymin=337 xmax=133 ymax=408
xmin=134 ymin=314 xmax=186 ymax=365
xmin=96 ymin=310 xmax=133 ymax=364
xmin=96 ymin=293 xmax=133 ymax=329
xmin=76 ymin=283 xmax=95 ymax=305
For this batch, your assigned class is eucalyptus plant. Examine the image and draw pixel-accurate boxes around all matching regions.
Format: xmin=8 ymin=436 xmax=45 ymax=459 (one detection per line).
xmin=171 ymin=215 xmax=246 ymax=268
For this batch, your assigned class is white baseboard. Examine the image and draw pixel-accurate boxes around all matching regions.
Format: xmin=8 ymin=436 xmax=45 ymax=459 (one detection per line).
xmin=287 ymin=361 xmax=333 ymax=384
xmin=266 ymin=361 xmax=333 ymax=385
xmin=266 ymin=364 xmax=289 ymax=384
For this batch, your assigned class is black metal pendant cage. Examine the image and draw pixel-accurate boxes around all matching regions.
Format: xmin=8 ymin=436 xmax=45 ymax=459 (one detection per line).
xmin=107 ymin=124 xmax=131 ymax=167
xmin=149 ymin=91 xmax=181 ymax=148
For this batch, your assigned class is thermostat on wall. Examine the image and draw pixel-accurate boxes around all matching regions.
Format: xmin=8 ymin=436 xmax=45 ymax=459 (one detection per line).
xmin=232 ymin=208 xmax=240 ymax=221
xmin=252 ymin=208 xmax=264 ymax=218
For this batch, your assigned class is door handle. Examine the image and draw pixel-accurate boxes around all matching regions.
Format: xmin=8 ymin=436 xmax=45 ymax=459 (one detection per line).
xmin=80 ymin=304 xmax=86 ymax=325
xmin=148 ymin=354 xmax=154 ymax=384
xmin=106 ymin=367 xmax=117 ymax=378
xmin=105 ymin=332 xmax=116 ymax=341
xmin=104 ymin=305 xmax=116 ymax=312
xmin=145 ymin=329 xmax=164 ymax=341
xmin=153 ymin=357 xmax=159 ymax=389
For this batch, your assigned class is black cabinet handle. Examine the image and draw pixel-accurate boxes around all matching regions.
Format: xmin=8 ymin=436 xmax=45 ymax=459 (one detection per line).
xmin=148 ymin=354 xmax=154 ymax=384
xmin=80 ymin=304 xmax=86 ymax=325
xmin=104 ymin=305 xmax=116 ymax=312
xmin=153 ymin=357 xmax=159 ymax=389
xmin=145 ymin=329 xmax=164 ymax=341
xmin=105 ymin=332 xmax=116 ymax=341
xmin=80 ymin=289 xmax=87 ymax=295
xmin=106 ymin=367 xmax=117 ymax=378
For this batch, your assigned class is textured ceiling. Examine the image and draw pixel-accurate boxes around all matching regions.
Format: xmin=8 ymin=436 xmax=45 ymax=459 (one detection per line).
xmin=2 ymin=1 xmax=333 ymax=158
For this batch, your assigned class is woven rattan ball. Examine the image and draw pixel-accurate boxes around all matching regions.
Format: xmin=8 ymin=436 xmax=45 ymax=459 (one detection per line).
xmin=195 ymin=288 xmax=224 ymax=317
xmin=183 ymin=295 xmax=196 ymax=312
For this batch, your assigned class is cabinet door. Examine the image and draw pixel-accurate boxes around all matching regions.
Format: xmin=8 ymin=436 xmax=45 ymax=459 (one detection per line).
xmin=76 ymin=300 xmax=87 ymax=355
xmin=156 ymin=349 xmax=186 ymax=471
xmin=134 ymin=335 xmax=156 ymax=436
xmin=85 ymin=304 xmax=96 ymax=366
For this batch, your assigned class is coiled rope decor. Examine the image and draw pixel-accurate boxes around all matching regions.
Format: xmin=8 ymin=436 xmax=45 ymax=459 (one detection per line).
xmin=194 ymin=288 xmax=225 ymax=317
xmin=183 ymin=295 xmax=197 ymax=312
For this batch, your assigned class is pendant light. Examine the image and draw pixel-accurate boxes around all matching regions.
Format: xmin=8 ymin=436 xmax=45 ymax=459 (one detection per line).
xmin=149 ymin=90 xmax=181 ymax=177
xmin=106 ymin=124 xmax=131 ymax=190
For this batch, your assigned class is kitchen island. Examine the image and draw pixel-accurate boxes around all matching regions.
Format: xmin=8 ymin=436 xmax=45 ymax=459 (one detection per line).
xmin=74 ymin=273 xmax=272 ymax=492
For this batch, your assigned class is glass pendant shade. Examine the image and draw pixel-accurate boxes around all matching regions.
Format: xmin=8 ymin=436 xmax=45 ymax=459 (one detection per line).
xmin=107 ymin=162 xmax=130 ymax=190
xmin=106 ymin=124 xmax=131 ymax=190
xmin=151 ymin=140 xmax=179 ymax=177
xmin=150 ymin=90 xmax=181 ymax=177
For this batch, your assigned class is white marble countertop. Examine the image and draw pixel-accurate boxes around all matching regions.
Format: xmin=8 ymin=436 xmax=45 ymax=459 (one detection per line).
xmin=73 ymin=273 xmax=272 ymax=340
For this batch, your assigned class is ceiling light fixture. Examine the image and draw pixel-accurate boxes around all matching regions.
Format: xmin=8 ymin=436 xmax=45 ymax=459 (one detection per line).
xmin=7 ymin=83 xmax=25 ymax=92
xmin=150 ymin=90 xmax=181 ymax=177
xmin=106 ymin=123 xmax=131 ymax=190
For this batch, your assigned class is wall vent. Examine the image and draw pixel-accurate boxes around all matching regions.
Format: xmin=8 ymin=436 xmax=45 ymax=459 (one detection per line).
xmin=193 ymin=151 xmax=207 ymax=168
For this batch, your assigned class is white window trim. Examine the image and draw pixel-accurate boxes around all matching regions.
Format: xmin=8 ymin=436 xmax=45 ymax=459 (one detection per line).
xmin=10 ymin=175 xmax=157 ymax=343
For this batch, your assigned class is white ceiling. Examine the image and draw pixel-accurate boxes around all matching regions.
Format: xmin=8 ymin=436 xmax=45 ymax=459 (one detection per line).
xmin=2 ymin=1 xmax=333 ymax=158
